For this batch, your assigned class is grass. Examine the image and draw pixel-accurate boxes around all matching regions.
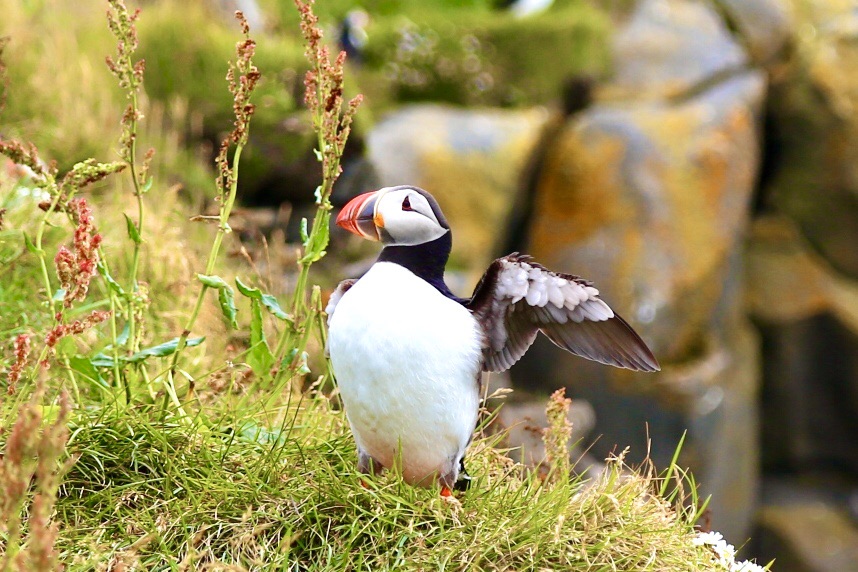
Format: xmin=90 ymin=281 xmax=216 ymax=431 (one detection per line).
xmin=0 ymin=1 xmax=761 ymax=570
xmin=47 ymin=396 xmax=720 ymax=570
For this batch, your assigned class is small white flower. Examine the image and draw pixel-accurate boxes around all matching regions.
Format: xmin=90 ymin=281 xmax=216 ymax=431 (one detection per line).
xmin=731 ymin=561 xmax=766 ymax=572
xmin=692 ymin=531 xmax=724 ymax=546
xmin=713 ymin=539 xmax=736 ymax=564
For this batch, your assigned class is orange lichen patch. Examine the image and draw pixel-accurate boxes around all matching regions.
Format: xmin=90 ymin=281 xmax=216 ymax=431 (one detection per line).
xmin=632 ymin=100 xmax=756 ymax=289
xmin=528 ymin=128 xmax=629 ymax=259
xmin=745 ymin=215 xmax=834 ymax=323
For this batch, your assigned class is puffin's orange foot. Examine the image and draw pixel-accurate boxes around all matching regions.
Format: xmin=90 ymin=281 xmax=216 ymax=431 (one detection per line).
xmin=440 ymin=486 xmax=453 ymax=498
xmin=360 ymin=479 xmax=370 ymax=489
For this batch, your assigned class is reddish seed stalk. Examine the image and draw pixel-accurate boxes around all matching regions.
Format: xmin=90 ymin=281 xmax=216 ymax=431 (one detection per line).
xmin=166 ymin=11 xmax=260 ymax=407
xmin=275 ymin=1 xmax=362 ymax=376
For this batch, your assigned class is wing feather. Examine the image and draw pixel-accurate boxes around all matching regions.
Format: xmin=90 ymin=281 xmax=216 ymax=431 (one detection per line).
xmin=467 ymin=254 xmax=659 ymax=373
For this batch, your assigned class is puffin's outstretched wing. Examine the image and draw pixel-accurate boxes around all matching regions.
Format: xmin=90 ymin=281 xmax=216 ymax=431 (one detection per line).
xmin=466 ymin=254 xmax=660 ymax=373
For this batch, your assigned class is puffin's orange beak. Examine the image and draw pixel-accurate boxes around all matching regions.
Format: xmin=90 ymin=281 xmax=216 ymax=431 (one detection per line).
xmin=336 ymin=190 xmax=383 ymax=241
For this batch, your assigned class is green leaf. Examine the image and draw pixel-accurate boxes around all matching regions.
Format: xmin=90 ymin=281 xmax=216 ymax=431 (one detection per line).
xmin=141 ymin=177 xmax=154 ymax=194
xmin=218 ymin=285 xmax=238 ymax=329
xmin=296 ymin=351 xmax=311 ymax=375
xmin=23 ymin=232 xmax=44 ymax=256
xmin=247 ymin=299 xmax=274 ymax=377
xmin=52 ymin=288 xmax=66 ymax=303
xmin=68 ymin=355 xmax=108 ymax=388
xmin=90 ymin=353 xmax=115 ymax=368
xmin=236 ymin=420 xmax=286 ymax=446
xmin=124 ymin=213 xmax=142 ymax=244
xmin=116 ymin=322 xmax=130 ymax=347
xmin=197 ymin=274 xmax=229 ymax=289
xmin=234 ymin=276 xmax=255 ymax=297
xmin=235 ymin=277 xmax=290 ymax=321
xmin=299 ymin=210 xmax=331 ymax=264
xmin=97 ymin=261 xmax=125 ymax=296
xmin=127 ymin=336 xmax=205 ymax=364
xmin=198 ymin=274 xmax=238 ymax=329
xmin=260 ymin=293 xmax=289 ymax=321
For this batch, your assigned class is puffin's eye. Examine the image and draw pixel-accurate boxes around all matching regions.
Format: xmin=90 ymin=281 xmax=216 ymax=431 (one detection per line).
xmin=402 ymin=196 xmax=413 ymax=211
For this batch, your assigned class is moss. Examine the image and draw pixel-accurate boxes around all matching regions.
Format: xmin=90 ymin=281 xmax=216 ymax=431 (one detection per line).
xmin=358 ymin=5 xmax=611 ymax=108
xmin=261 ymin=0 xmax=497 ymax=33
xmin=137 ymin=3 xmax=305 ymax=129
xmin=136 ymin=3 xmax=315 ymax=196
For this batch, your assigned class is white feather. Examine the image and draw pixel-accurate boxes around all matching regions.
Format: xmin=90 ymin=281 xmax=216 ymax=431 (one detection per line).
xmin=547 ymin=277 xmax=565 ymax=308
xmin=327 ymin=262 xmax=482 ymax=486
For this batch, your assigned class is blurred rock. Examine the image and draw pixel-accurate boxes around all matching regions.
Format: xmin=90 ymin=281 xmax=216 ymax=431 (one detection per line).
xmin=718 ymin=0 xmax=794 ymax=64
xmin=212 ymin=0 xmax=266 ymax=31
xmin=508 ymin=0 xmax=767 ymax=543
xmin=745 ymin=214 xmax=858 ymax=473
xmin=526 ymin=70 xmax=765 ymax=363
xmin=746 ymin=215 xmax=858 ymax=333
xmin=367 ymin=104 xmax=550 ymax=272
xmin=610 ymin=0 xmax=747 ymax=100
xmin=755 ymin=501 xmax=858 ymax=572
xmin=755 ymin=313 xmax=858 ymax=473
xmin=763 ymin=2 xmax=858 ymax=279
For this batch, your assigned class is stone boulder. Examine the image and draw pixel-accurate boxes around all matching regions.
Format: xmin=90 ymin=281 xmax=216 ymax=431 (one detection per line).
xmin=609 ymin=0 xmax=747 ymax=100
xmin=746 ymin=215 xmax=858 ymax=474
xmin=755 ymin=500 xmax=858 ymax=572
xmin=526 ymin=70 xmax=765 ymax=364
xmin=367 ymin=104 xmax=550 ymax=273
xmin=763 ymin=1 xmax=858 ymax=279
xmin=718 ymin=0 xmax=794 ymax=64
xmin=513 ymin=0 xmax=766 ymax=543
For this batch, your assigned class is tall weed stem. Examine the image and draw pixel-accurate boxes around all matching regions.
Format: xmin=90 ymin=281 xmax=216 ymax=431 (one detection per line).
xmin=165 ymin=12 xmax=259 ymax=405
xmin=275 ymin=0 xmax=362 ymax=377
xmin=106 ymin=0 xmax=150 ymax=357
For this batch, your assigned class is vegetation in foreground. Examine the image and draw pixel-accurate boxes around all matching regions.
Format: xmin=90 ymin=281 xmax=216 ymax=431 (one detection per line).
xmin=0 ymin=1 xmax=768 ymax=570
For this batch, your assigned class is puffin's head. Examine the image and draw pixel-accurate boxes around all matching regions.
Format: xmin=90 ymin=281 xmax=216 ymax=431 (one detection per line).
xmin=336 ymin=185 xmax=449 ymax=246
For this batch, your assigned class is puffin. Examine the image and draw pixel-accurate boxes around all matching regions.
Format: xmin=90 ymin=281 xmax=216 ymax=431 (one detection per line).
xmin=326 ymin=185 xmax=659 ymax=497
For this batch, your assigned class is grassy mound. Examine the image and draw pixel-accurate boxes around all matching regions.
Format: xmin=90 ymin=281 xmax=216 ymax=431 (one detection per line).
xmin=49 ymin=397 xmax=716 ymax=570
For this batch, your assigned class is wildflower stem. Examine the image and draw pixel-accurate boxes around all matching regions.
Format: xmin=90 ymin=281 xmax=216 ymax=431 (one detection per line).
xmin=34 ymin=189 xmax=63 ymax=313
xmin=126 ymin=88 xmax=143 ymax=349
xmin=273 ymin=0 xmax=362 ymax=382
xmin=106 ymin=286 xmax=124 ymax=394
xmin=165 ymin=9 xmax=257 ymax=405
xmin=168 ymin=142 xmax=244 ymax=386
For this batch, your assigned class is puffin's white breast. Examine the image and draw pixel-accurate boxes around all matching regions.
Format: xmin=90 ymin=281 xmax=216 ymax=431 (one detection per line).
xmin=327 ymin=262 xmax=483 ymax=485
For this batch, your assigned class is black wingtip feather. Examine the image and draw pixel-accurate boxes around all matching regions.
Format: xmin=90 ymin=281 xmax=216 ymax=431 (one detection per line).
xmin=540 ymin=313 xmax=660 ymax=373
